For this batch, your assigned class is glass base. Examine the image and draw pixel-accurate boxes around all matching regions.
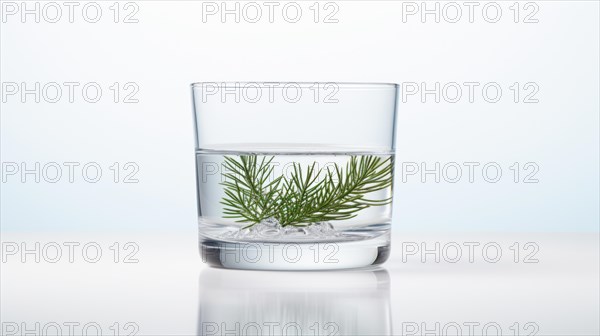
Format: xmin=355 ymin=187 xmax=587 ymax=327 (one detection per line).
xmin=199 ymin=233 xmax=390 ymax=270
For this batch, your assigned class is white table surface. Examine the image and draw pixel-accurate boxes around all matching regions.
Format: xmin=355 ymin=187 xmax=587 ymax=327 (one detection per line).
xmin=1 ymin=232 xmax=598 ymax=336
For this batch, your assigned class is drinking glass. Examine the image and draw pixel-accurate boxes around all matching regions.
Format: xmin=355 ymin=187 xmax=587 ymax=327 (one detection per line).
xmin=191 ymin=82 xmax=398 ymax=270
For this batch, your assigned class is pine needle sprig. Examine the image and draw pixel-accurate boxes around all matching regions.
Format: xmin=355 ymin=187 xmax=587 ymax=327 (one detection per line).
xmin=220 ymin=155 xmax=393 ymax=227
xmin=220 ymin=155 xmax=283 ymax=225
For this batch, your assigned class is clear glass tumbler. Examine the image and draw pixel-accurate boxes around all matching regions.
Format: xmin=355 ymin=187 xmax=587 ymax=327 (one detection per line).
xmin=192 ymin=82 xmax=398 ymax=270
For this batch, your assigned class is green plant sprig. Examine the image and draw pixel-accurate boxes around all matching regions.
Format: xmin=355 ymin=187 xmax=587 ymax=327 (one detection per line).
xmin=220 ymin=155 xmax=393 ymax=228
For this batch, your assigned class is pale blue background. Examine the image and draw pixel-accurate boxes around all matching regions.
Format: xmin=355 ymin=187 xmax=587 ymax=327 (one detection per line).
xmin=1 ymin=1 xmax=598 ymax=233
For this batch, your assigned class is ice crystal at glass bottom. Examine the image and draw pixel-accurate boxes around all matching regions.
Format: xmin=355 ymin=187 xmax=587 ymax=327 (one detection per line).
xmin=220 ymin=218 xmax=340 ymax=241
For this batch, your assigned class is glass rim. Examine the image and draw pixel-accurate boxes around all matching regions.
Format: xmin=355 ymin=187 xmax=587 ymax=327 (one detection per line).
xmin=190 ymin=81 xmax=399 ymax=88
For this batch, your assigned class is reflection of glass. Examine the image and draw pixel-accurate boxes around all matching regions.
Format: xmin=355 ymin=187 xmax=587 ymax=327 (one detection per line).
xmin=192 ymin=82 xmax=399 ymax=270
xmin=197 ymin=267 xmax=392 ymax=336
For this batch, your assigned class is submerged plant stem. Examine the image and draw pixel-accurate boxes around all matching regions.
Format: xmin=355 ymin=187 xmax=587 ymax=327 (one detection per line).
xmin=220 ymin=155 xmax=393 ymax=228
